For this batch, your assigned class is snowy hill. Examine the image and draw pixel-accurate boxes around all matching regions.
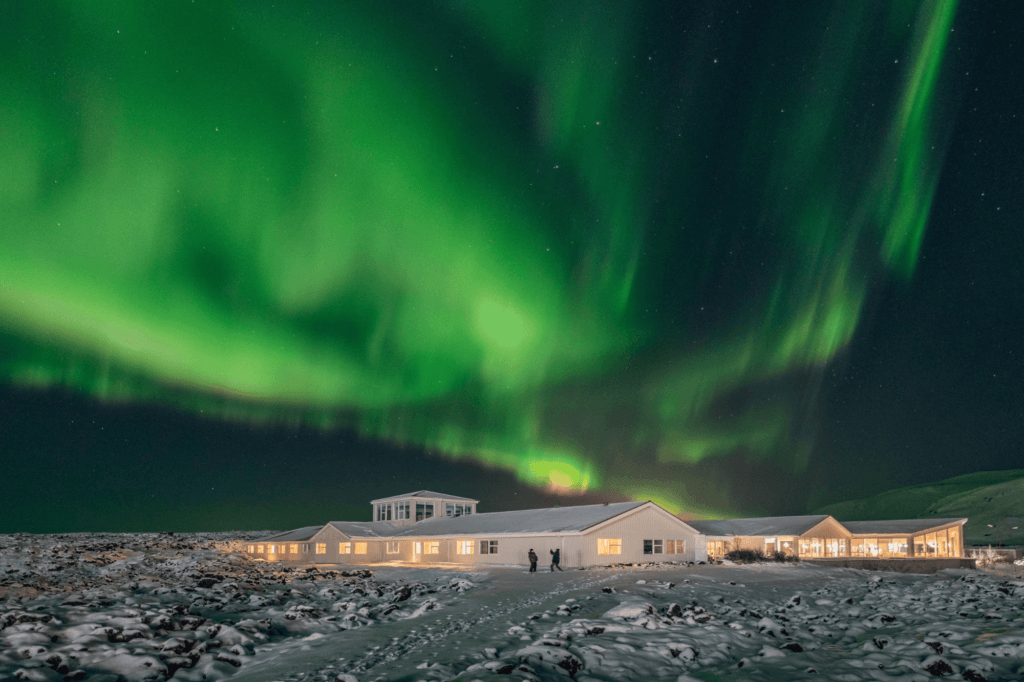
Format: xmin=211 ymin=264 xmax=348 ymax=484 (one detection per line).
xmin=815 ymin=470 xmax=1024 ymax=547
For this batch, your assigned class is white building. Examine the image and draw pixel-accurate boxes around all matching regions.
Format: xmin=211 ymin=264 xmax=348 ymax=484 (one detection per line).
xmin=248 ymin=491 xmax=704 ymax=567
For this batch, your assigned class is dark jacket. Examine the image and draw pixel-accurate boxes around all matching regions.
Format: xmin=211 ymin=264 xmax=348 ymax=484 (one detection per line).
xmin=528 ymin=550 xmax=538 ymax=563
xmin=550 ymin=549 xmax=560 ymax=563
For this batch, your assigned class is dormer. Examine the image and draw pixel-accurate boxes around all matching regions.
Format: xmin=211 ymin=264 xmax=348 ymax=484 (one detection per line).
xmin=370 ymin=491 xmax=480 ymax=528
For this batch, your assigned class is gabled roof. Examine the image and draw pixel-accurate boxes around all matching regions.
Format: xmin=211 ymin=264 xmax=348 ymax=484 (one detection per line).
xmin=370 ymin=490 xmax=479 ymax=504
xmin=325 ymin=521 xmax=398 ymax=538
xmin=388 ymin=501 xmax=647 ymax=537
xmin=257 ymin=525 xmax=323 ymax=542
xmin=687 ymin=515 xmax=833 ymax=537
xmin=842 ymin=518 xmax=967 ymax=535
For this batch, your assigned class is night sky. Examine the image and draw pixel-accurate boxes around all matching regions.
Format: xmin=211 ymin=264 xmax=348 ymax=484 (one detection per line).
xmin=2 ymin=0 xmax=1021 ymax=533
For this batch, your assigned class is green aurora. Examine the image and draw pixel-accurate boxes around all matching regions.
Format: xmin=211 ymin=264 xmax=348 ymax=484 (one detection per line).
xmin=0 ymin=1 xmax=959 ymax=516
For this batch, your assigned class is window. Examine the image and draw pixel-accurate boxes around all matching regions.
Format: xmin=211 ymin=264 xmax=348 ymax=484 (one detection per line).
xmin=269 ymin=544 xmax=275 ymax=554
xmin=707 ymin=540 xmax=729 ymax=559
xmin=316 ymin=543 xmax=326 ymax=554
xmin=947 ymin=527 xmax=960 ymax=558
xmin=464 ymin=506 xmax=472 ymax=515
xmin=674 ymin=540 xmax=685 ymax=554
xmin=257 ymin=545 xmax=264 ymax=553
xmin=387 ymin=542 xmax=400 ymax=554
xmin=597 ymin=538 xmax=622 ymax=555
xmin=248 ymin=545 xmax=254 ymax=553
xmin=882 ymin=538 xmax=908 ymax=557
xmin=396 ymin=501 xmax=410 ymax=520
xmin=480 ymin=540 xmax=498 ymax=554
xmin=290 ymin=544 xmax=298 ymax=554
xmin=416 ymin=503 xmax=434 ymax=521
xmin=340 ymin=542 xmax=351 ymax=554
xmin=414 ymin=542 xmax=422 ymax=554
xmin=376 ymin=503 xmax=394 ymax=521
xmin=914 ymin=535 xmax=927 ymax=556
xmin=825 ymin=538 xmax=845 ymax=557
xmin=355 ymin=542 xmax=367 ymax=554
xmin=425 ymin=541 xmax=439 ymax=554
xmin=643 ymin=539 xmax=663 ymax=555
xmin=457 ymin=540 xmax=474 ymax=554
xmin=446 ymin=503 xmax=454 ymax=517
xmin=666 ymin=539 xmax=675 ymax=554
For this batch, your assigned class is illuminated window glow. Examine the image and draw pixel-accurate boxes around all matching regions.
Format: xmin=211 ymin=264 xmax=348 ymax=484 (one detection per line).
xmin=355 ymin=542 xmax=367 ymax=554
xmin=458 ymin=540 xmax=474 ymax=554
xmin=315 ymin=543 xmax=326 ymax=554
xmin=596 ymin=538 xmax=622 ymax=555
xmin=340 ymin=542 xmax=351 ymax=554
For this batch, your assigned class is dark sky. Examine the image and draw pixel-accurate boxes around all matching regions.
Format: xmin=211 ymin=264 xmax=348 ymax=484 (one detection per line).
xmin=1 ymin=0 xmax=1021 ymax=533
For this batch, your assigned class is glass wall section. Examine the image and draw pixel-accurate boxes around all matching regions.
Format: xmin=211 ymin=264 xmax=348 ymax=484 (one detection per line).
xmin=947 ymin=527 xmax=960 ymax=557
xmin=415 ymin=503 xmax=434 ymax=521
xmin=881 ymin=538 xmax=908 ymax=557
xmin=799 ymin=538 xmax=825 ymax=558
xmin=937 ymin=530 xmax=948 ymax=556
xmin=914 ymin=535 xmax=926 ymax=556
xmin=396 ymin=501 xmax=410 ymax=519
xmin=825 ymin=539 xmax=846 ymax=557
xmin=707 ymin=540 xmax=730 ymax=559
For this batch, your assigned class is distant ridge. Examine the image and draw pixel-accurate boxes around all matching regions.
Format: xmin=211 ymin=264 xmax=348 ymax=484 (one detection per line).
xmin=814 ymin=469 xmax=1024 ymax=547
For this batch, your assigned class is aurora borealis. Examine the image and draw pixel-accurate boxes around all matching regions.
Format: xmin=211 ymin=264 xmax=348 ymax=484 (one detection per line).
xmin=2 ymin=1 xmax=1022 ymax=532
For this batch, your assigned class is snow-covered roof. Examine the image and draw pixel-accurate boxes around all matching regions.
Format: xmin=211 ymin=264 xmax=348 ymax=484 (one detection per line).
xmin=686 ymin=515 xmax=833 ymax=537
xmin=325 ymin=521 xmax=399 ymax=538
xmin=842 ymin=518 xmax=967 ymax=535
xmin=370 ymin=490 xmax=480 ymax=504
xmin=257 ymin=526 xmax=322 ymax=542
xmin=388 ymin=501 xmax=647 ymax=537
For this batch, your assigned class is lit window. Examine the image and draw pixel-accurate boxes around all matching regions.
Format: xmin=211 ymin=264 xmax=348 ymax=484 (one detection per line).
xmin=340 ymin=542 xmax=351 ymax=554
xmin=316 ymin=543 xmax=326 ymax=554
xmin=355 ymin=542 xmax=367 ymax=554
xmin=290 ymin=544 xmax=298 ymax=554
xmin=387 ymin=542 xmax=400 ymax=554
xmin=414 ymin=542 xmax=422 ymax=554
xmin=947 ymin=527 xmax=960 ymax=558
xmin=597 ymin=538 xmax=622 ymax=555
xmin=479 ymin=540 xmax=498 ymax=554
xmin=675 ymin=540 xmax=685 ymax=554
xmin=270 ymin=544 xmax=275 ymax=554
xmin=643 ymin=539 xmax=663 ymax=555
xmin=257 ymin=545 xmax=264 ymax=553
xmin=425 ymin=541 xmax=439 ymax=555
xmin=248 ymin=545 xmax=254 ymax=553
xmin=457 ymin=540 xmax=474 ymax=554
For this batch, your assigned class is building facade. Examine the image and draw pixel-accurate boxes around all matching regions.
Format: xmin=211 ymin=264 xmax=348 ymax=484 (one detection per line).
xmin=245 ymin=492 xmax=967 ymax=567
xmin=247 ymin=492 xmax=703 ymax=567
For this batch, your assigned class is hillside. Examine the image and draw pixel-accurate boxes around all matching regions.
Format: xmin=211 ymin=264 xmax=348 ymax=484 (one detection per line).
xmin=814 ymin=469 xmax=1024 ymax=547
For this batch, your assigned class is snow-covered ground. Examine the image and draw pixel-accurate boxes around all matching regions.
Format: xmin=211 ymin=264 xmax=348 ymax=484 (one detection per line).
xmin=2 ymin=534 xmax=1022 ymax=682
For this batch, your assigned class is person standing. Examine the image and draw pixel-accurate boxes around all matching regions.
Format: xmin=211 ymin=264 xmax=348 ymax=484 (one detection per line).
xmin=528 ymin=549 xmax=538 ymax=572
xmin=549 ymin=548 xmax=563 ymax=571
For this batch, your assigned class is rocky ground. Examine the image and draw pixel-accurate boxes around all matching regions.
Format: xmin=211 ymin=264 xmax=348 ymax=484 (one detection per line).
xmin=2 ymin=533 xmax=1023 ymax=682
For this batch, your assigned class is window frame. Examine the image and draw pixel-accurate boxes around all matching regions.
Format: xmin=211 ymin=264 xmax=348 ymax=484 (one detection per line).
xmin=315 ymin=543 xmax=326 ymax=555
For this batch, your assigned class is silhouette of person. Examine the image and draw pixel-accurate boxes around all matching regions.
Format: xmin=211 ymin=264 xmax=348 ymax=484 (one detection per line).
xmin=549 ymin=548 xmax=563 ymax=571
xmin=528 ymin=549 xmax=538 ymax=572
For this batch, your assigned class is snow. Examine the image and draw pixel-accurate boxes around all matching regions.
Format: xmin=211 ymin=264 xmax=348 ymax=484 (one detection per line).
xmin=2 ymin=532 xmax=1023 ymax=682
